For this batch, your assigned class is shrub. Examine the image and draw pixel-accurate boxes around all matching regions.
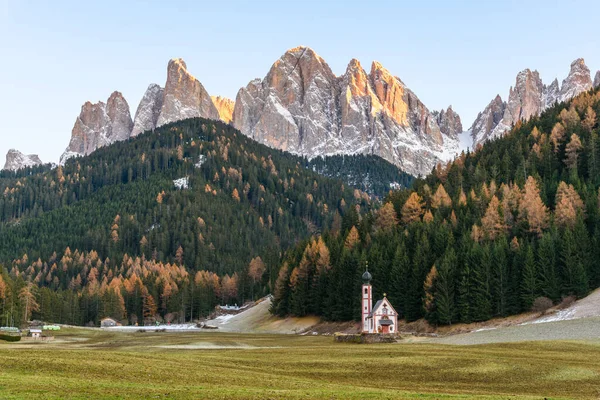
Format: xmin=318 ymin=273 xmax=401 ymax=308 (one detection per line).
xmin=0 ymin=334 xmax=21 ymax=342
xmin=557 ymin=295 xmax=577 ymax=310
xmin=531 ymin=297 xmax=553 ymax=314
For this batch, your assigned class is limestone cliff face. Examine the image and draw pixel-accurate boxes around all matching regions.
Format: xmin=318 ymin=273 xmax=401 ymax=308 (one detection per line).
xmin=131 ymin=84 xmax=164 ymax=137
xmin=558 ymin=58 xmax=592 ymax=103
xmin=594 ymin=71 xmax=600 ymax=88
xmin=3 ymin=149 xmax=42 ymax=171
xmin=156 ymin=58 xmax=219 ymax=127
xmin=470 ymin=59 xmax=593 ymax=148
xmin=233 ymin=46 xmax=459 ymax=177
xmin=434 ymin=106 xmax=463 ymax=138
xmin=60 ymin=91 xmax=133 ymax=164
xmin=470 ymin=95 xmax=507 ymax=147
xmin=211 ymin=96 xmax=235 ymax=124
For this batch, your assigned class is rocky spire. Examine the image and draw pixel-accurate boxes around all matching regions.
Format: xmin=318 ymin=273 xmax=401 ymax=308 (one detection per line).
xmin=131 ymin=84 xmax=164 ymax=137
xmin=156 ymin=58 xmax=219 ymax=127
xmin=470 ymin=95 xmax=506 ymax=147
xmin=3 ymin=149 xmax=42 ymax=171
xmin=60 ymin=91 xmax=133 ymax=164
xmin=543 ymin=78 xmax=560 ymax=109
xmin=594 ymin=71 xmax=600 ymax=89
xmin=211 ymin=96 xmax=235 ymax=124
xmin=434 ymin=106 xmax=463 ymax=138
xmin=558 ymin=58 xmax=592 ymax=103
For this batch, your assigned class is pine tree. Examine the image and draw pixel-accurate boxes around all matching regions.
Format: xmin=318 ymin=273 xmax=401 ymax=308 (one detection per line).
xmin=537 ymin=231 xmax=559 ymax=302
xmin=435 ymin=249 xmax=456 ymax=325
xmin=520 ymin=244 xmax=538 ymax=310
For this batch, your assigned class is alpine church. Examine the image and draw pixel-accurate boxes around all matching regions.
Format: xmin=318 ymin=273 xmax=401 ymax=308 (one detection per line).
xmin=361 ymin=268 xmax=398 ymax=334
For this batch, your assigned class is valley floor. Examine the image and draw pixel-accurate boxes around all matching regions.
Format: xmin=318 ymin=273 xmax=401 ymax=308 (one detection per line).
xmin=1 ymin=328 xmax=600 ymax=399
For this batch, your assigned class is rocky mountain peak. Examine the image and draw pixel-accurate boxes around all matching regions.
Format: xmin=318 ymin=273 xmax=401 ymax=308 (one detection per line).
xmin=106 ymin=91 xmax=133 ymax=142
xmin=232 ymin=47 xmax=459 ymax=177
xmin=131 ymin=84 xmax=164 ymax=137
xmin=559 ymin=58 xmax=592 ymax=103
xmin=156 ymin=57 xmax=219 ymax=127
xmin=3 ymin=149 xmax=43 ymax=171
xmin=471 ymin=58 xmax=594 ymax=148
xmin=211 ymin=96 xmax=235 ymax=123
xmin=469 ymin=95 xmax=507 ymax=147
xmin=593 ymin=71 xmax=600 ymax=88
xmin=434 ymin=106 xmax=463 ymax=138
xmin=60 ymin=92 xmax=133 ymax=164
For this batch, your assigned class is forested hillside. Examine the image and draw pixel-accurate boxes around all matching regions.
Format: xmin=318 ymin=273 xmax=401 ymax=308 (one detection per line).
xmin=272 ymin=88 xmax=600 ymax=325
xmin=0 ymin=118 xmax=381 ymax=326
xmin=307 ymin=155 xmax=413 ymax=198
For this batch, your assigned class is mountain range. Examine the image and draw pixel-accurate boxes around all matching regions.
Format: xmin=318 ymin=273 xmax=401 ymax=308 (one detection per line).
xmin=4 ymin=47 xmax=600 ymax=176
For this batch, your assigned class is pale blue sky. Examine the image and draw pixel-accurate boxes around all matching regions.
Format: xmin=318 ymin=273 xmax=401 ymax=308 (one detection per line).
xmin=1 ymin=0 xmax=599 ymax=163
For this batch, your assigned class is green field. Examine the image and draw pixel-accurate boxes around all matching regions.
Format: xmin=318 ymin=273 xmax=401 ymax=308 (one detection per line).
xmin=1 ymin=329 xmax=600 ymax=399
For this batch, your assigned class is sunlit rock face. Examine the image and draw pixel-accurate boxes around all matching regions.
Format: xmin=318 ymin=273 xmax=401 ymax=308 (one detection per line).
xmin=469 ymin=95 xmax=507 ymax=147
xmin=156 ymin=58 xmax=220 ymax=127
xmin=3 ymin=149 xmax=42 ymax=171
xmin=594 ymin=71 xmax=600 ymax=88
xmin=211 ymin=96 xmax=235 ymax=124
xmin=233 ymin=46 xmax=459 ymax=177
xmin=558 ymin=58 xmax=592 ymax=103
xmin=131 ymin=84 xmax=164 ymax=137
xmin=470 ymin=58 xmax=593 ymax=148
xmin=61 ymin=91 xmax=133 ymax=164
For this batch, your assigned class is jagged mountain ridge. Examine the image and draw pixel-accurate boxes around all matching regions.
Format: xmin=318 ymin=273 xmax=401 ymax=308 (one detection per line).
xmin=470 ymin=58 xmax=594 ymax=147
xmin=2 ymin=149 xmax=43 ymax=171
xmin=232 ymin=47 xmax=460 ymax=177
xmin=60 ymin=59 xmax=233 ymax=164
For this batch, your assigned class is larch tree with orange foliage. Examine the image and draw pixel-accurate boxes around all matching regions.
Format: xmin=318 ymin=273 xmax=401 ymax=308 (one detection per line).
xmin=481 ymin=195 xmax=506 ymax=240
xmin=431 ymin=184 xmax=452 ymax=209
xmin=519 ymin=176 xmax=549 ymax=236
xmin=401 ymin=192 xmax=424 ymax=224
xmin=374 ymin=202 xmax=398 ymax=233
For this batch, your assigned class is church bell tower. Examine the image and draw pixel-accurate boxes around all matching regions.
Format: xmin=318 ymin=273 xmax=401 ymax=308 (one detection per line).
xmin=361 ymin=263 xmax=373 ymax=333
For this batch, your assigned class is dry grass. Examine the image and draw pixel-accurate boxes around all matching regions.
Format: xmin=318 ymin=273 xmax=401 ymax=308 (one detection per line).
xmin=1 ymin=328 xmax=599 ymax=399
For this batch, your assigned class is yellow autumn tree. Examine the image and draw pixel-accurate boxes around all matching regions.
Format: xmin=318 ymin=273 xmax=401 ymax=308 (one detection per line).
xmin=481 ymin=195 xmax=506 ymax=240
xmin=374 ymin=202 xmax=398 ymax=233
xmin=423 ymin=210 xmax=434 ymax=224
xmin=555 ymin=182 xmax=584 ymax=229
xmin=344 ymin=226 xmax=360 ymax=249
xmin=519 ymin=176 xmax=549 ymax=236
xmin=565 ymin=134 xmax=582 ymax=170
xmin=431 ymin=184 xmax=452 ymax=209
xmin=401 ymin=192 xmax=424 ymax=224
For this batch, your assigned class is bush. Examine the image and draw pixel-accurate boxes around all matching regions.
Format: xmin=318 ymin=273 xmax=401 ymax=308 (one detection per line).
xmin=557 ymin=295 xmax=577 ymax=310
xmin=531 ymin=297 xmax=553 ymax=314
xmin=0 ymin=333 xmax=21 ymax=342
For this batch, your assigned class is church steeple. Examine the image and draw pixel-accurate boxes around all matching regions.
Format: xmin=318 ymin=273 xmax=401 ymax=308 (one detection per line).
xmin=361 ymin=262 xmax=373 ymax=333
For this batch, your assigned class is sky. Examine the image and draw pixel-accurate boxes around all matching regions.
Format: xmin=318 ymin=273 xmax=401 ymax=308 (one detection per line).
xmin=1 ymin=0 xmax=599 ymax=164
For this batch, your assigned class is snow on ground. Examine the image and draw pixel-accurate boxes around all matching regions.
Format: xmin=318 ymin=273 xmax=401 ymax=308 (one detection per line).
xmin=173 ymin=176 xmax=189 ymax=189
xmin=195 ymin=155 xmax=206 ymax=168
xmin=104 ymin=324 xmax=200 ymax=332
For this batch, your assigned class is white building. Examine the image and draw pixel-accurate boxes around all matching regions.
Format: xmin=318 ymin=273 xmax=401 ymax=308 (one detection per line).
xmin=361 ymin=269 xmax=398 ymax=334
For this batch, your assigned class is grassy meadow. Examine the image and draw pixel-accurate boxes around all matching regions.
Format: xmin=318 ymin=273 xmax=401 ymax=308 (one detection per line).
xmin=1 ymin=329 xmax=600 ymax=399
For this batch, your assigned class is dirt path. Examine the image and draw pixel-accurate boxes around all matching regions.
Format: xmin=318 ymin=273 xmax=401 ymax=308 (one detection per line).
xmin=204 ymin=297 xmax=319 ymax=334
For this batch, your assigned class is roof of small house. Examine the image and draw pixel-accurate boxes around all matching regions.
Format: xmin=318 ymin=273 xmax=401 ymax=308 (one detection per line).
xmin=100 ymin=317 xmax=116 ymax=322
xmin=30 ymin=329 xmax=42 ymax=333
